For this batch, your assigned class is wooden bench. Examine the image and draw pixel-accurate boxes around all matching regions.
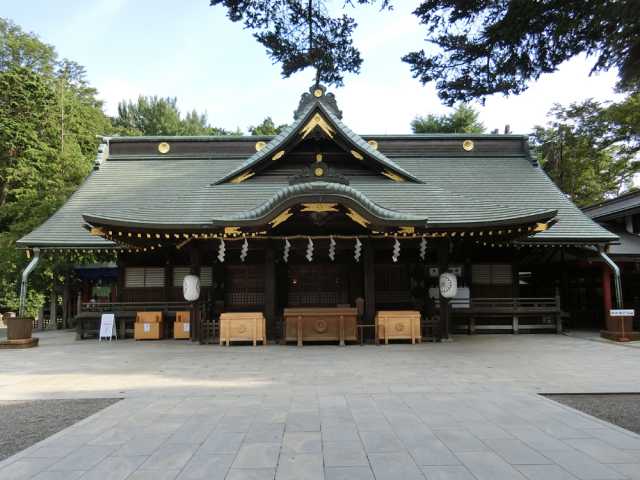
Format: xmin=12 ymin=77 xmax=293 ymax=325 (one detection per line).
xmin=283 ymin=307 xmax=357 ymax=346
xmin=219 ymin=312 xmax=267 ymax=346
xmin=376 ymin=310 xmax=422 ymax=344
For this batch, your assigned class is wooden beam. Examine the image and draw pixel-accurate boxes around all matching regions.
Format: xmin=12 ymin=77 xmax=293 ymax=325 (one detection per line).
xmin=363 ymin=238 xmax=376 ymax=324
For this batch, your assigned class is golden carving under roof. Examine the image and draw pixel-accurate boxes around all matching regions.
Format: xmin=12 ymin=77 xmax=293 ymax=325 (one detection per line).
xmin=533 ymin=222 xmax=549 ymax=232
xmin=230 ymin=171 xmax=255 ymax=184
xmin=315 ymin=153 xmax=323 ymax=162
xmin=350 ymin=150 xmax=364 ymax=160
xmin=255 ymin=141 xmax=266 ymax=151
xmin=346 ymin=208 xmax=370 ymax=228
xmin=301 ymin=203 xmax=339 ymax=213
xmin=272 ymin=150 xmax=286 ymax=161
xmin=381 ymin=170 xmax=404 ymax=182
xmin=90 ymin=227 xmax=104 ymax=236
xmin=462 ymin=139 xmax=475 ymax=151
xmin=398 ymin=226 xmax=415 ymax=234
xmin=224 ymin=226 xmax=242 ymax=235
xmin=300 ymin=113 xmax=335 ymax=139
xmin=269 ymin=209 xmax=293 ymax=229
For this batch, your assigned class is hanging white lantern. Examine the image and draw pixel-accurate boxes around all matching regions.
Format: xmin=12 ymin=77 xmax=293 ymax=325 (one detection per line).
xmin=392 ymin=238 xmax=401 ymax=263
xmin=439 ymin=272 xmax=457 ymax=299
xmin=283 ymin=238 xmax=291 ymax=263
xmin=354 ymin=238 xmax=362 ymax=262
xmin=328 ymin=235 xmax=336 ymax=261
xmin=183 ymin=274 xmax=200 ymax=301
xmin=217 ymin=239 xmax=226 ymax=263
xmin=306 ymin=237 xmax=314 ymax=262
xmin=419 ymin=237 xmax=427 ymax=260
xmin=240 ymin=238 xmax=248 ymax=262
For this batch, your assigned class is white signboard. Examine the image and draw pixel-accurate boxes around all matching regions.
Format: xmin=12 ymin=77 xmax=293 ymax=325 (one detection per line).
xmin=98 ymin=313 xmax=116 ymax=341
xmin=183 ymin=323 xmax=190 ymax=333
xmin=610 ymin=309 xmax=635 ymax=317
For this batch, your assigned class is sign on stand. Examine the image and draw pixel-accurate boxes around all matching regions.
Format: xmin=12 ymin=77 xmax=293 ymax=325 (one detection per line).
xmin=610 ymin=309 xmax=635 ymax=317
xmin=99 ymin=313 xmax=117 ymax=342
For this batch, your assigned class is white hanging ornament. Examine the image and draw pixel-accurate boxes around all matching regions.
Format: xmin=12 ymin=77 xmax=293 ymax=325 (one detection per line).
xmin=240 ymin=238 xmax=248 ymax=262
xmin=283 ymin=238 xmax=291 ymax=263
xmin=217 ymin=238 xmax=226 ymax=263
xmin=419 ymin=237 xmax=427 ymax=260
xmin=306 ymin=237 xmax=314 ymax=262
xmin=354 ymin=238 xmax=362 ymax=262
xmin=183 ymin=274 xmax=200 ymax=301
xmin=392 ymin=238 xmax=401 ymax=263
xmin=439 ymin=272 xmax=458 ymax=299
xmin=328 ymin=235 xmax=336 ymax=261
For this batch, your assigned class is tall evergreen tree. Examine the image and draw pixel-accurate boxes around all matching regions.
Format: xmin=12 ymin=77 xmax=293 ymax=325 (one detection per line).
xmin=411 ymin=105 xmax=485 ymax=134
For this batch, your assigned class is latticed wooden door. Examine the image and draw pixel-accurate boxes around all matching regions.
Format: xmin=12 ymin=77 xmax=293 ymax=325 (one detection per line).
xmin=287 ymin=264 xmax=349 ymax=307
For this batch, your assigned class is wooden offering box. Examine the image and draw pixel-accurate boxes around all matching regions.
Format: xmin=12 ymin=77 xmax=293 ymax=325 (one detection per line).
xmin=219 ymin=312 xmax=267 ymax=346
xmin=376 ymin=310 xmax=421 ymax=344
xmin=283 ymin=307 xmax=358 ymax=346
xmin=174 ymin=311 xmax=191 ymax=339
xmin=135 ymin=311 xmax=163 ymax=340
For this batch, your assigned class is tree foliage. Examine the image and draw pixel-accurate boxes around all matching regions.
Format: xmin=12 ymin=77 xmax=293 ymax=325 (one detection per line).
xmin=411 ymin=104 xmax=484 ymax=134
xmin=248 ymin=116 xmax=288 ymax=136
xmin=210 ymin=0 xmax=390 ymax=86
xmin=403 ymin=0 xmax=640 ymax=104
xmin=531 ymin=98 xmax=640 ymax=207
xmin=0 ymin=18 xmax=111 ymax=316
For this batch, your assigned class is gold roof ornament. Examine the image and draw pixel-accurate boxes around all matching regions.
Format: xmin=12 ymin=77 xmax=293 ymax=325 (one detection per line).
xmin=398 ymin=226 xmax=415 ymax=234
xmin=367 ymin=139 xmax=379 ymax=150
xmin=462 ymin=140 xmax=474 ymax=151
xmin=90 ymin=227 xmax=104 ymax=236
xmin=230 ymin=171 xmax=255 ymax=184
xmin=224 ymin=226 xmax=242 ymax=235
xmin=269 ymin=209 xmax=293 ymax=228
xmin=350 ymin=150 xmax=364 ymax=160
xmin=300 ymin=113 xmax=335 ymax=139
xmin=346 ymin=208 xmax=370 ymax=228
xmin=313 ymin=88 xmax=323 ymax=98
xmin=314 ymin=167 xmax=324 ymax=177
xmin=158 ymin=142 xmax=171 ymax=154
xmin=381 ymin=170 xmax=404 ymax=182
xmin=255 ymin=141 xmax=266 ymax=151
xmin=533 ymin=222 xmax=549 ymax=232
xmin=272 ymin=150 xmax=286 ymax=161
xmin=301 ymin=203 xmax=339 ymax=213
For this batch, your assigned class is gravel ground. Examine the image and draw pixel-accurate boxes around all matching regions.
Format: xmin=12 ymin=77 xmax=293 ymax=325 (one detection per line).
xmin=544 ymin=393 xmax=640 ymax=434
xmin=0 ymin=398 xmax=120 ymax=461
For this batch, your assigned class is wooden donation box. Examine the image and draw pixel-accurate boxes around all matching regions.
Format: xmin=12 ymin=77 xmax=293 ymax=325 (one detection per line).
xmin=219 ymin=312 xmax=267 ymax=346
xmin=174 ymin=311 xmax=190 ymax=340
xmin=134 ymin=311 xmax=163 ymax=340
xmin=376 ymin=310 xmax=421 ymax=344
xmin=283 ymin=307 xmax=358 ymax=346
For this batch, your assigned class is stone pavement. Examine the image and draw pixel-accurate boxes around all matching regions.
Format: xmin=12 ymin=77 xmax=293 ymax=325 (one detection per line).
xmin=1 ymin=331 xmax=640 ymax=479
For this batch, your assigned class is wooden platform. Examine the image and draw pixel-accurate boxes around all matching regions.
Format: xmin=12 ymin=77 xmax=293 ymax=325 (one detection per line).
xmin=283 ymin=307 xmax=358 ymax=346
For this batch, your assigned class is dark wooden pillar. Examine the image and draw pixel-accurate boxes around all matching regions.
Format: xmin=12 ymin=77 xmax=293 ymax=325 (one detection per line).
xmin=264 ymin=242 xmax=276 ymax=341
xmin=189 ymin=245 xmax=201 ymax=342
xmin=363 ymin=238 xmax=376 ymax=324
xmin=437 ymin=239 xmax=451 ymax=340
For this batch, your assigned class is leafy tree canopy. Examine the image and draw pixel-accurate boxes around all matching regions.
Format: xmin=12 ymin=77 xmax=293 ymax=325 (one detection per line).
xmin=210 ymin=0 xmax=390 ymax=86
xmin=249 ymin=116 xmax=288 ymax=136
xmin=411 ymin=104 xmax=484 ymax=134
xmin=403 ymin=0 xmax=640 ymax=104
xmin=531 ymin=97 xmax=640 ymax=207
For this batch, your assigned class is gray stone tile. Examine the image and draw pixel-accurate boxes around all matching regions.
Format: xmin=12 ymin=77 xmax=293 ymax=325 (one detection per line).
xmin=539 ymin=449 xmax=626 ymax=480
xmin=282 ymin=432 xmax=322 ymax=454
xmin=139 ymin=443 xmax=197 ymax=471
xmin=464 ymin=422 xmax=513 ymax=440
xmin=409 ymin=437 xmax=460 ymax=466
xmin=285 ymin=413 xmax=321 ymax=432
xmin=113 ymin=434 xmax=169 ymax=456
xmin=483 ymin=438 xmax=552 ymax=465
xmin=394 ymin=426 xmax=438 ymax=449
xmin=325 ymin=466 xmax=375 ymax=480
xmin=276 ymin=453 xmax=323 ymax=480
xmin=368 ymin=452 xmax=425 ymax=480
xmin=233 ymin=443 xmax=281 ymax=469
xmin=420 ymin=465 xmax=477 ymax=480
xmin=455 ymin=451 xmax=528 ymax=480
xmin=76 ymin=456 xmax=147 ymax=480
xmin=48 ymin=445 xmax=116 ymax=471
xmin=323 ymin=442 xmax=368 ymax=467
xmin=217 ymin=416 xmax=254 ymax=433
xmin=609 ymin=464 xmax=640 ymax=480
xmin=175 ymin=452 xmax=234 ymax=480
xmin=321 ymin=424 xmax=360 ymax=443
xmin=31 ymin=471 xmax=86 ymax=480
xmin=226 ymin=468 xmax=276 ymax=480
xmin=582 ymin=428 xmax=640 ymax=450
xmin=0 ymin=458 xmax=59 ymax=480
xmin=506 ymin=426 xmax=573 ymax=452
xmin=433 ymin=428 xmax=488 ymax=452
xmin=565 ymin=438 xmax=638 ymax=464
xmin=126 ymin=470 xmax=180 ymax=480
xmin=359 ymin=430 xmax=404 ymax=453
xmin=515 ymin=464 xmax=579 ymax=480
xmin=245 ymin=423 xmax=285 ymax=444
xmin=200 ymin=432 xmax=245 ymax=454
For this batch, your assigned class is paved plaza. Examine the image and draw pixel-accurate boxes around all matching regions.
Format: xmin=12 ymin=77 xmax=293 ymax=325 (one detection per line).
xmin=1 ymin=332 xmax=640 ymax=479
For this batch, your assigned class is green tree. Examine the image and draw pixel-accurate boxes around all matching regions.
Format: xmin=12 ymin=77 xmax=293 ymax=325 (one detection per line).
xmin=402 ymin=0 xmax=640 ymax=104
xmin=0 ymin=18 xmax=110 ymax=317
xmin=411 ymin=104 xmax=484 ymax=134
xmin=249 ymin=117 xmax=288 ymax=136
xmin=531 ymin=101 xmax=640 ymax=207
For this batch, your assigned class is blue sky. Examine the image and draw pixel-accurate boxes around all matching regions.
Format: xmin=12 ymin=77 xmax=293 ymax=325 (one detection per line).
xmin=4 ymin=0 xmax=623 ymax=134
